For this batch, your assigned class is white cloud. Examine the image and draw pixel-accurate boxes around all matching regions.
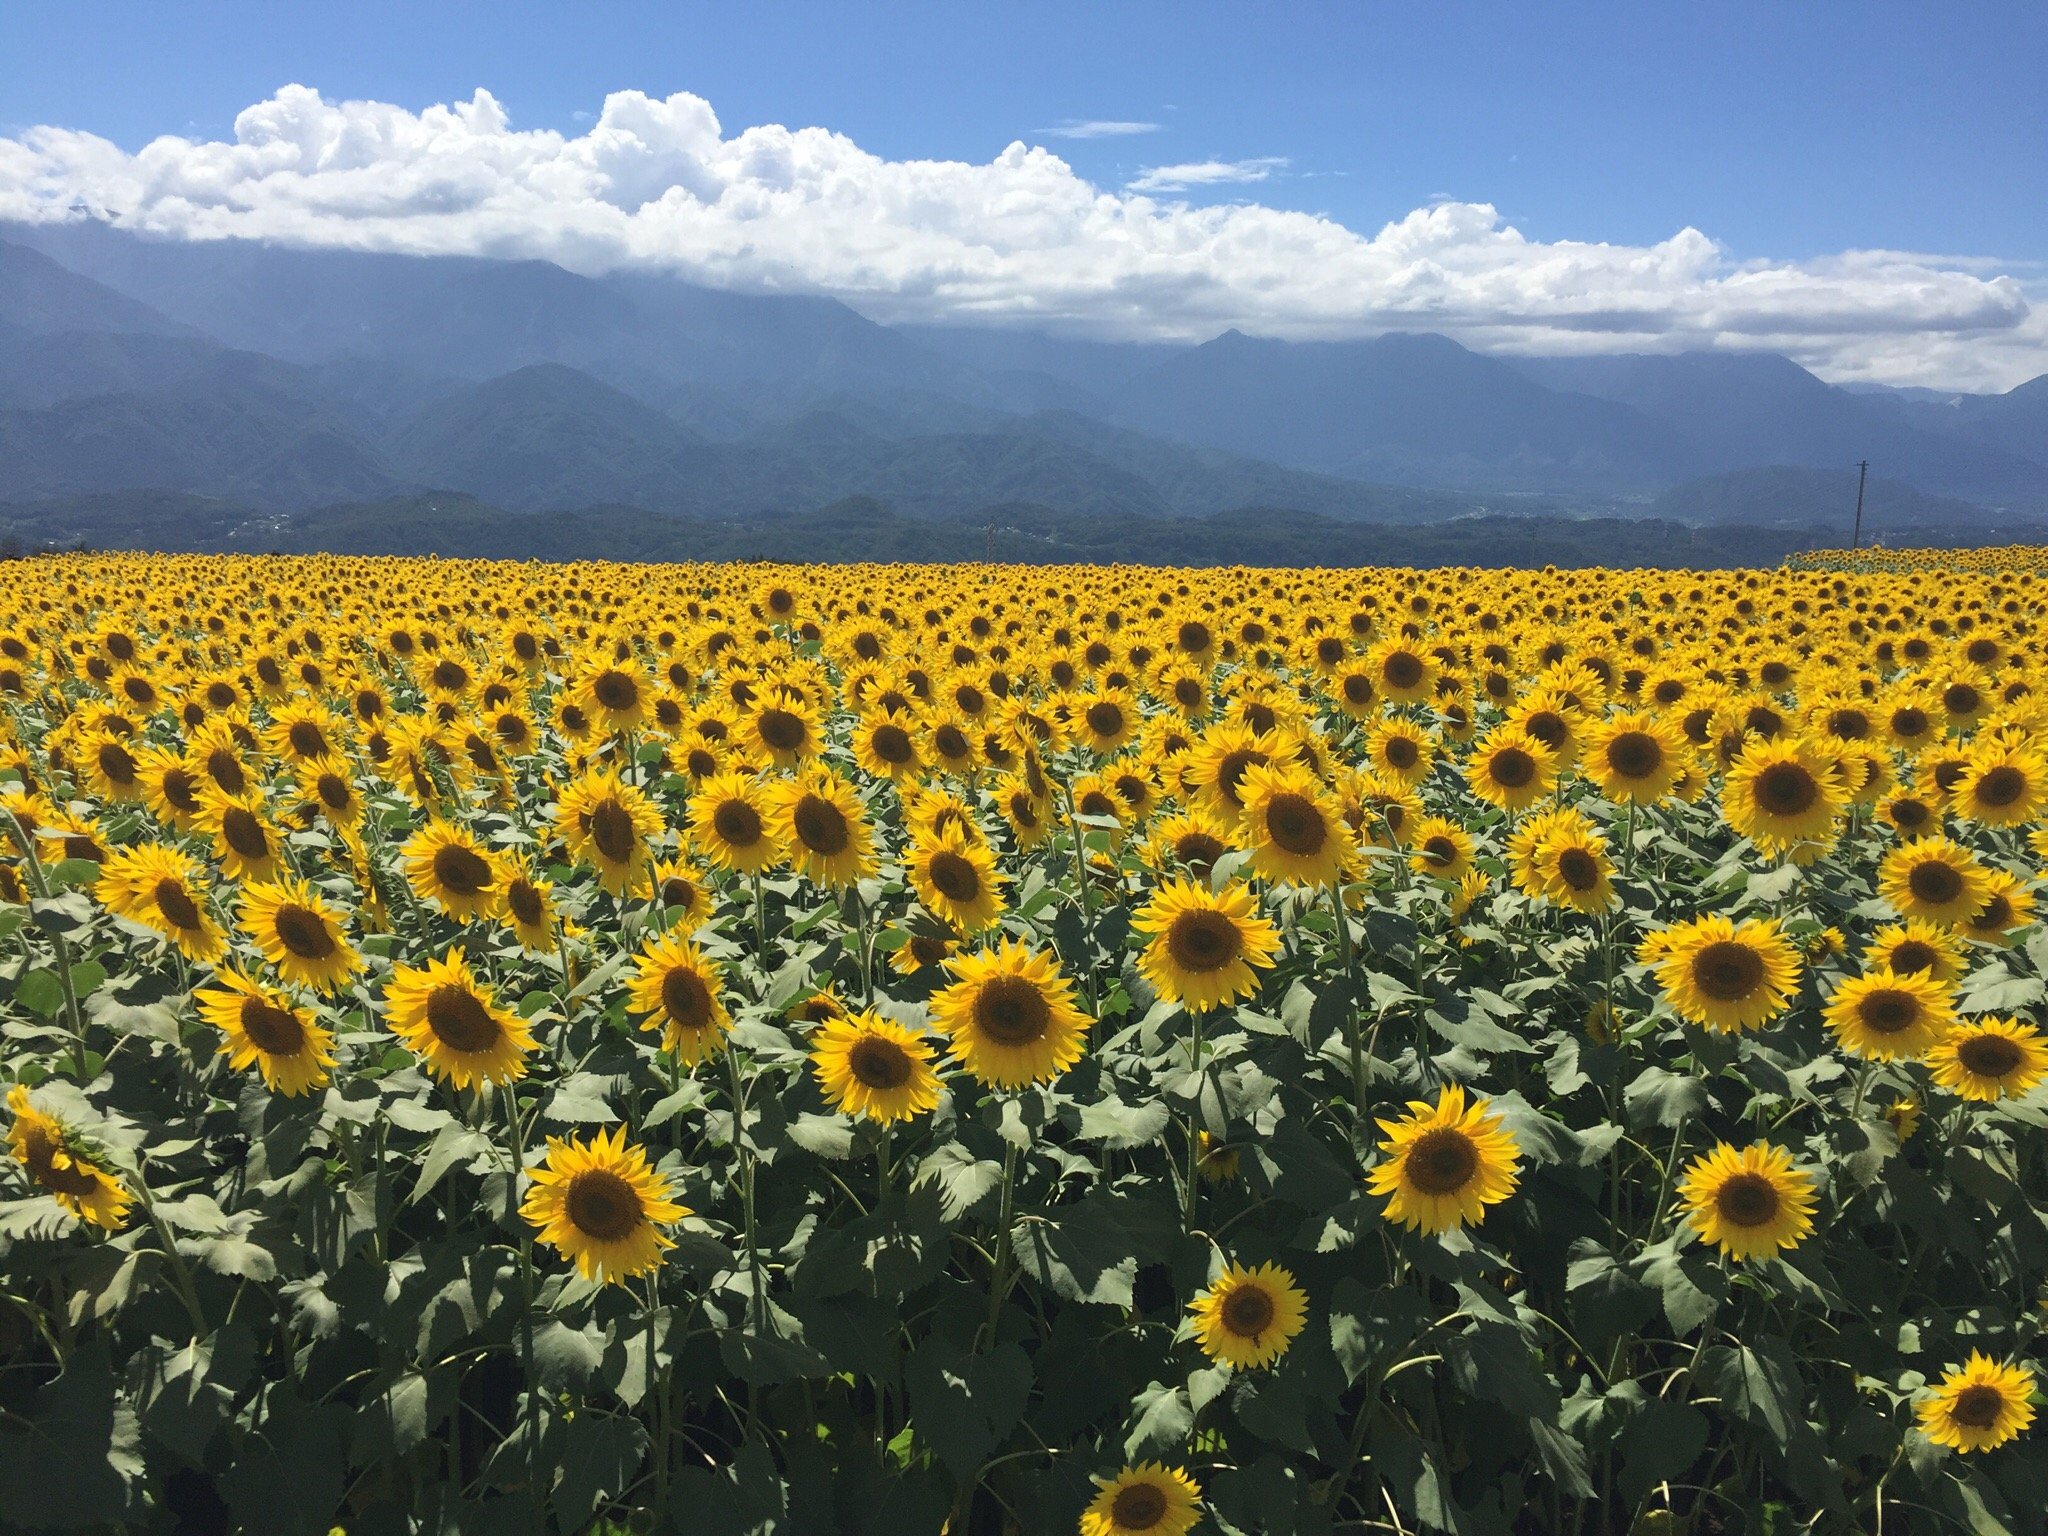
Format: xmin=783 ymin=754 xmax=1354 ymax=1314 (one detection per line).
xmin=1039 ymin=119 xmax=1160 ymax=139
xmin=1126 ymin=157 xmax=1288 ymax=192
xmin=0 ymin=84 xmax=2038 ymax=389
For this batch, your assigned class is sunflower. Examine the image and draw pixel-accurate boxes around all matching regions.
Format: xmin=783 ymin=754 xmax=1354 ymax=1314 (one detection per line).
xmin=743 ymin=696 xmax=822 ymax=767
xmin=1183 ymin=723 xmax=1279 ymax=819
xmin=689 ymin=771 xmax=782 ymax=876
xmin=401 ymin=819 xmax=506 ymax=922
xmin=194 ymin=788 xmax=286 ymax=883
xmin=1916 ymin=1355 xmax=2037 ymax=1454
xmin=1878 ymin=836 xmax=1994 ymax=927
xmin=5 ymin=1085 xmax=130 ymax=1230
xmin=94 ymin=844 xmax=225 ymax=962
xmin=906 ymin=829 xmax=1007 ymax=932
xmin=1075 ymin=690 xmax=1139 ymax=755
xmin=1821 ymin=968 xmax=1956 ymax=1061
xmin=850 ymin=713 xmax=924 ymax=781
xmin=238 ymin=876 xmax=363 ymax=993
xmin=1368 ymin=639 xmax=1436 ymax=705
xmin=1641 ymin=914 xmax=1801 ymax=1033
xmin=294 ymin=756 xmax=364 ymax=830
xmin=1961 ymin=871 xmax=2034 ymax=946
xmin=1926 ymin=1017 xmax=2048 ymax=1102
xmin=384 ymin=947 xmax=535 ymax=1089
xmin=554 ymin=767 xmax=663 ymax=896
xmin=810 ymin=1010 xmax=942 ymax=1124
xmin=1132 ymin=878 xmax=1282 ymax=1014
xmin=1145 ymin=808 xmax=1235 ymax=880
xmin=1954 ymin=740 xmax=2047 ymax=827
xmin=1676 ymin=1141 xmax=1817 ymax=1262
xmin=1367 ymin=1084 xmax=1522 ymax=1235
xmin=1196 ymin=1130 xmax=1242 ymax=1183
xmin=1465 ymin=726 xmax=1560 ymax=812
xmin=1367 ymin=718 xmax=1435 ymax=788
xmin=78 ymin=728 xmax=146 ymax=804
xmin=575 ymin=657 xmax=651 ymax=734
xmin=649 ymin=857 xmax=712 ymax=925
xmin=626 ymin=929 xmax=733 ymax=1064
xmin=1188 ymin=1261 xmax=1309 ymax=1370
xmin=1581 ymin=710 xmax=1687 ymax=804
xmin=520 ymin=1127 xmax=689 ymax=1286
xmin=929 ymin=938 xmax=1091 ymax=1088
xmin=137 ymin=744 xmax=205 ymax=829
xmin=1236 ymin=761 xmax=1356 ymax=889
xmin=196 ymin=969 xmax=335 ymax=1096
xmin=768 ymin=769 xmax=876 ymax=889
xmin=1533 ymin=818 xmax=1618 ymax=915
xmin=1722 ymin=736 xmax=1845 ymax=861
xmin=1079 ymin=1464 xmax=1203 ymax=1536
xmin=498 ymin=860 xmax=562 ymax=954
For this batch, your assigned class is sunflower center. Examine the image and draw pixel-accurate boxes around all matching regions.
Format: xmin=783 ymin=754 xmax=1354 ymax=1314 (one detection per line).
xmin=1421 ymin=835 xmax=1458 ymax=868
xmin=1383 ymin=653 xmax=1424 ymax=690
xmin=1691 ymin=940 xmax=1764 ymax=1001
xmin=1109 ymin=1484 xmax=1170 ymax=1531
xmin=1523 ymin=712 xmax=1568 ymax=750
xmin=757 ymin=708 xmax=807 ymax=753
xmin=207 ymin=749 xmax=247 ymax=795
xmin=1166 ymin=909 xmax=1243 ymax=974
xmin=711 ymin=798 xmax=762 ymax=848
xmin=1214 ymin=748 xmax=1267 ymax=807
xmin=1975 ymin=765 xmax=2026 ymax=807
xmin=934 ymin=725 xmax=970 ymax=759
xmin=928 ymin=851 xmax=982 ymax=903
xmin=871 ymin=724 xmax=914 ymax=763
xmin=23 ymin=1128 xmax=102 ymax=1198
xmin=315 ymin=773 xmax=352 ymax=811
xmin=847 ymin=1034 xmax=913 ymax=1090
xmin=592 ymin=670 xmax=639 ymax=711
xmin=273 ymin=904 xmax=337 ymax=960
xmin=1950 ymin=1384 xmax=2007 ymax=1429
xmin=1887 ymin=939 xmax=1936 ymax=975
xmin=659 ymin=875 xmax=697 ymax=910
xmin=565 ymin=1168 xmax=643 ymax=1243
xmin=1753 ymin=762 xmax=1818 ymax=816
xmin=589 ymin=798 xmax=638 ymax=864
xmin=1604 ymin=731 xmax=1661 ymax=778
xmin=1405 ymin=1127 xmax=1479 ymax=1195
xmin=508 ymin=880 xmax=545 ymax=926
xmin=1857 ymin=989 xmax=1919 ymax=1035
xmin=220 ymin=807 xmax=270 ymax=860
xmin=1341 ymin=674 xmax=1373 ymax=705
xmin=972 ymin=975 xmax=1051 ymax=1045
xmin=1220 ymin=1285 xmax=1276 ymax=1338
xmin=1714 ymin=1172 xmax=1780 ymax=1228
xmin=1382 ymin=737 xmax=1419 ymax=770
xmin=661 ymin=966 xmax=713 ymax=1031
xmin=1489 ymin=747 xmax=1536 ymax=789
xmin=1556 ymin=848 xmax=1602 ymax=891
xmin=1086 ymin=701 xmax=1125 ymax=738
xmin=1907 ymin=860 xmax=1965 ymax=906
xmin=1264 ymin=793 xmax=1327 ymax=856
xmin=424 ymin=985 xmax=502 ymax=1054
xmin=160 ymin=766 xmax=201 ymax=813
xmin=1892 ymin=707 xmax=1928 ymax=736
xmin=1175 ymin=831 xmax=1225 ymax=874
xmin=153 ymin=878 xmax=204 ymax=931
xmin=288 ymin=721 xmax=329 ymax=758
xmin=1972 ymin=894 xmax=2014 ymax=931
xmin=239 ymin=995 xmax=306 ymax=1055
xmin=1957 ymin=1033 xmax=2024 ymax=1078
xmin=792 ymin=794 xmax=850 ymax=855
xmin=1943 ymin=683 xmax=1981 ymax=715
xmin=97 ymin=741 xmax=139 ymax=784
xmin=433 ymin=842 xmax=494 ymax=896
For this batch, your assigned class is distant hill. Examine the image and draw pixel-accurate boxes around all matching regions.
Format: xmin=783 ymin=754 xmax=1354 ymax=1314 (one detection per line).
xmin=1647 ymin=465 xmax=2045 ymax=537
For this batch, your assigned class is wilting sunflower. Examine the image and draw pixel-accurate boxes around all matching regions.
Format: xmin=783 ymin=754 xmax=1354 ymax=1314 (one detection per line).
xmin=498 ymin=860 xmax=562 ymax=954
xmin=1642 ymin=914 xmax=1801 ymax=1033
xmin=554 ymin=767 xmax=663 ymax=896
xmin=689 ymin=771 xmax=782 ymax=875
xmin=94 ymin=844 xmax=226 ymax=962
xmin=906 ymin=828 xmax=1007 ymax=932
xmin=929 ymin=938 xmax=1091 ymax=1088
xmin=1722 ymin=736 xmax=1845 ymax=862
xmin=238 ymin=876 xmax=363 ymax=994
xmin=5 ymin=1084 xmax=130 ymax=1230
xmin=1878 ymin=836 xmax=1994 ymax=928
xmin=1581 ymin=710 xmax=1687 ymax=804
xmin=1821 ymin=968 xmax=1956 ymax=1061
xmin=1236 ymin=761 xmax=1356 ymax=888
xmin=1676 ymin=1141 xmax=1817 ymax=1262
xmin=1465 ymin=726 xmax=1560 ymax=812
xmin=1132 ymin=878 xmax=1282 ymax=1014
xmin=1926 ymin=1017 xmax=2048 ymax=1101
xmin=194 ymin=788 xmax=286 ymax=883
xmin=1368 ymin=1084 xmax=1522 ymax=1235
xmin=196 ymin=969 xmax=335 ymax=1096
xmin=1187 ymin=1261 xmax=1308 ymax=1370
xmin=1865 ymin=919 xmax=1968 ymax=984
xmin=520 ymin=1127 xmax=689 ymax=1286
xmin=384 ymin=948 xmax=535 ymax=1089
xmin=769 ymin=769 xmax=876 ymax=888
xmin=626 ymin=929 xmax=732 ymax=1063
xmin=1916 ymin=1355 xmax=2037 ymax=1454
xmin=401 ymin=819 xmax=505 ymax=921
xmin=810 ymin=1010 xmax=942 ymax=1124
xmin=1079 ymin=1464 xmax=1203 ymax=1536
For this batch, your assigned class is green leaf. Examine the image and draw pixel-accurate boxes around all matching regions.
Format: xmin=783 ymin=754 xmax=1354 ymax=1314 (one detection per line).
xmin=913 ymin=1142 xmax=1004 ymax=1221
xmin=787 ymin=1113 xmax=857 ymax=1159
xmin=14 ymin=969 xmax=63 ymax=1018
xmin=1697 ymin=1339 xmax=1801 ymax=1442
xmin=1632 ymin=1237 xmax=1725 ymax=1334
xmin=543 ymin=1076 xmax=619 ymax=1124
xmin=1327 ymin=1277 xmax=1427 ymax=1386
xmin=1075 ymin=1094 xmax=1172 ymax=1149
xmin=0 ymin=1342 xmax=143 ymax=1527
xmin=1624 ymin=1066 xmax=1708 ymax=1128
xmin=411 ymin=1122 xmax=491 ymax=1202
xmin=1616 ymin=1399 xmax=1709 ymax=1507
xmin=1123 ymin=1379 xmax=1193 ymax=1462
xmin=349 ymin=1369 xmax=452 ymax=1463
xmin=1011 ymin=1195 xmax=1137 ymax=1308
xmin=906 ymin=1339 xmax=1032 ymax=1477
xmin=553 ymin=1413 xmax=651 ymax=1532
xmin=532 ymin=1320 xmax=604 ymax=1390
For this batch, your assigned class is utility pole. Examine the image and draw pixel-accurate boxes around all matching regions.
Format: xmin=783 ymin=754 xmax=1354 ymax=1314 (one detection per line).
xmin=1851 ymin=460 xmax=1869 ymax=550
xmin=985 ymin=522 xmax=995 ymax=563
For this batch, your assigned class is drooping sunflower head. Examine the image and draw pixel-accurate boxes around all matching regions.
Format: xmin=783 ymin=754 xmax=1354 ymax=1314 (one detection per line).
xmin=238 ymin=875 xmax=364 ymax=994
xmin=384 ymin=948 xmax=535 ymax=1090
xmin=929 ymin=938 xmax=1091 ymax=1089
xmin=1144 ymin=808 xmax=1235 ymax=881
xmin=498 ymin=860 xmax=560 ymax=953
xmin=1865 ymin=919 xmax=1968 ymax=985
xmin=1916 ymin=1354 xmax=2037 ymax=1454
xmin=1079 ymin=1463 xmax=1203 ymax=1536
xmin=1187 ymin=1260 xmax=1309 ymax=1371
xmin=1676 ymin=1140 xmax=1817 ymax=1262
xmin=1367 ymin=1083 xmax=1523 ymax=1235
xmin=1132 ymin=877 xmax=1282 ymax=1014
xmin=810 ymin=1010 xmax=942 ymax=1125
xmin=626 ymin=929 xmax=732 ymax=1064
xmin=197 ymin=969 xmax=336 ymax=1096
xmin=520 ymin=1126 xmax=690 ymax=1285
xmin=5 ymin=1084 xmax=131 ymax=1231
xmin=1961 ymin=871 xmax=2035 ymax=947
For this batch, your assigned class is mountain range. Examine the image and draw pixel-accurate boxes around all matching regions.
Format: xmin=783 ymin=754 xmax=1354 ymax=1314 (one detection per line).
xmin=2 ymin=219 xmax=2043 ymax=551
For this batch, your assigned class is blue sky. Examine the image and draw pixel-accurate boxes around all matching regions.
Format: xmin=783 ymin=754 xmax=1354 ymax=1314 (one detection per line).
xmin=3 ymin=1 xmax=2045 ymax=385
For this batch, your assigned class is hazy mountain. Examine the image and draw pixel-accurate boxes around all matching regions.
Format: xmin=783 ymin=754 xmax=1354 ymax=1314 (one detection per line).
xmin=1643 ymin=465 xmax=2042 ymax=536
xmin=0 ymin=241 xmax=192 ymax=336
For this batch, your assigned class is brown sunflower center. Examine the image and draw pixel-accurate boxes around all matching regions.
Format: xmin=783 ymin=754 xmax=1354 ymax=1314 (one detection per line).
xmin=659 ymin=876 xmax=698 ymax=910
xmin=565 ymin=1168 xmax=643 ymax=1243
xmin=1404 ymin=1127 xmax=1479 ymax=1195
xmin=1421 ymin=835 xmax=1459 ymax=868
xmin=589 ymin=798 xmax=638 ymax=864
xmin=1887 ymin=939 xmax=1937 ymax=975
xmin=315 ymin=773 xmax=352 ymax=812
xmin=1213 ymin=748 xmax=1268 ymax=808
xmin=1175 ymin=831 xmax=1225 ymax=874
xmin=239 ymin=995 xmax=306 ymax=1055
xmin=1943 ymin=683 xmax=1981 ymax=715
xmin=1714 ymin=1172 xmax=1781 ymax=1228
xmin=870 ymin=724 xmax=914 ymax=763
xmin=972 ymin=975 xmax=1051 ymax=1045
xmin=661 ymin=965 xmax=714 ymax=1031
xmin=1166 ymin=909 xmax=1243 ymax=974
xmin=1975 ymin=765 xmax=2026 ymax=807
xmin=1086 ymin=701 xmax=1126 ymax=739
xmin=424 ymin=985 xmax=502 ymax=1054
xmin=1382 ymin=736 xmax=1420 ymax=771
xmin=757 ymin=708 xmax=807 ymax=753
xmin=1950 ymin=1385 xmax=2007 ymax=1430
xmin=97 ymin=741 xmax=139 ymax=784
xmin=1382 ymin=652 xmax=1424 ymax=690
xmin=711 ymin=798 xmax=763 ymax=849
xmin=220 ymin=807 xmax=270 ymax=860
xmin=1110 ymin=1482 xmax=1170 ymax=1530
xmin=432 ymin=842 xmax=494 ymax=897
xmin=288 ymin=721 xmax=329 ymax=758
xmin=1972 ymin=894 xmax=2015 ymax=931
xmin=1489 ymin=746 xmax=1537 ymax=790
xmin=1857 ymin=989 xmax=1919 ymax=1035
xmin=1907 ymin=860 xmax=1965 ymax=906
xmin=1556 ymin=847 xmax=1603 ymax=892
xmin=1957 ymin=1033 xmax=2024 ymax=1079
xmin=1220 ymin=1284 xmax=1276 ymax=1338
xmin=1753 ymin=762 xmax=1818 ymax=817
xmin=158 ymin=766 xmax=201 ymax=814
xmin=927 ymin=851 xmax=982 ymax=903
xmin=592 ymin=670 xmax=639 ymax=712
xmin=792 ymin=794 xmax=850 ymax=855
xmin=272 ymin=903 xmax=337 ymax=960
xmin=1603 ymin=731 xmax=1661 ymax=779
xmin=153 ymin=878 xmax=204 ymax=931
xmin=507 ymin=879 xmax=546 ymax=927
xmin=933 ymin=724 xmax=971 ymax=760
xmin=847 ymin=1034 xmax=913 ymax=1090
xmin=1263 ymin=792 xmax=1327 ymax=856
xmin=23 ymin=1128 xmax=103 ymax=1198
xmin=1892 ymin=707 xmax=1929 ymax=737
xmin=1522 ymin=711 xmax=1568 ymax=750
xmin=1692 ymin=940 xmax=1765 ymax=1001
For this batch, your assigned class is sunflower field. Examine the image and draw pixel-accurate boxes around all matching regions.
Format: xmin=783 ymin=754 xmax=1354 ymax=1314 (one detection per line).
xmin=3 ymin=552 xmax=2046 ymax=1536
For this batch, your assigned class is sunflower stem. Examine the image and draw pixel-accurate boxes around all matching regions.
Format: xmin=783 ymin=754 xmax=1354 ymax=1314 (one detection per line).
xmin=499 ymin=1086 xmax=543 ymax=1524
xmin=3 ymin=806 xmax=90 ymax=1080
xmin=1060 ymin=784 xmax=1101 ymax=1018
xmin=134 ymin=1177 xmax=208 ymax=1343
xmin=981 ymin=1138 xmax=1020 ymax=1352
xmin=1327 ymin=884 xmax=1371 ymax=1118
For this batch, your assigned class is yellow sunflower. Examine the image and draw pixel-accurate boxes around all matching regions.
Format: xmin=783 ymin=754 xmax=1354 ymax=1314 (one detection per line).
xmin=1722 ymin=736 xmax=1846 ymax=862
xmin=196 ymin=969 xmax=336 ymax=1096
xmin=1132 ymin=878 xmax=1282 ymax=1014
xmin=5 ymin=1084 xmax=130 ymax=1230
xmin=626 ymin=929 xmax=732 ymax=1064
xmin=810 ymin=1010 xmax=942 ymax=1124
xmin=1642 ymin=914 xmax=1801 ymax=1033
xmin=94 ymin=843 xmax=226 ymax=962
xmin=905 ymin=828 xmax=1008 ymax=932
xmin=1676 ymin=1141 xmax=1817 ymax=1262
xmin=649 ymin=857 xmax=713 ymax=926
xmin=1961 ymin=871 xmax=2034 ymax=947
xmin=1465 ymin=726 xmax=1560 ymax=812
xmin=1821 ymin=968 xmax=1956 ymax=1061
xmin=1878 ymin=837 xmax=1994 ymax=928
xmin=850 ymin=713 xmax=923 ymax=781
xmin=768 ymin=769 xmax=877 ymax=889
xmin=929 ymin=939 xmax=1091 ymax=1088
xmin=689 ymin=771 xmax=782 ymax=876
xmin=553 ymin=767 xmax=663 ymax=896
xmin=384 ymin=947 xmax=535 ymax=1089
xmin=1581 ymin=710 xmax=1687 ymax=804
xmin=400 ymin=819 xmax=506 ymax=922
xmin=238 ymin=876 xmax=363 ymax=994
xmin=1864 ymin=920 xmax=1968 ymax=985
xmin=1917 ymin=1355 xmax=2037 ymax=1454
xmin=520 ymin=1127 xmax=689 ymax=1285
xmin=1407 ymin=816 xmax=1475 ymax=883
xmin=1188 ymin=1261 xmax=1309 ymax=1370
xmin=195 ymin=788 xmax=286 ymax=883
xmin=1079 ymin=1464 xmax=1203 ymax=1536
xmin=1236 ymin=761 xmax=1357 ymax=889
xmin=1953 ymin=741 xmax=2047 ymax=827
xmin=498 ymin=860 xmax=561 ymax=954
xmin=1367 ymin=1084 xmax=1522 ymax=1235
xmin=1926 ymin=1017 xmax=2048 ymax=1101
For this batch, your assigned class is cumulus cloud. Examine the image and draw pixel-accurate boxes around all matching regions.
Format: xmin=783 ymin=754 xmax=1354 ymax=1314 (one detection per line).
xmin=1126 ymin=157 xmax=1288 ymax=192
xmin=1038 ymin=119 xmax=1160 ymax=139
xmin=0 ymin=84 xmax=2038 ymax=388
